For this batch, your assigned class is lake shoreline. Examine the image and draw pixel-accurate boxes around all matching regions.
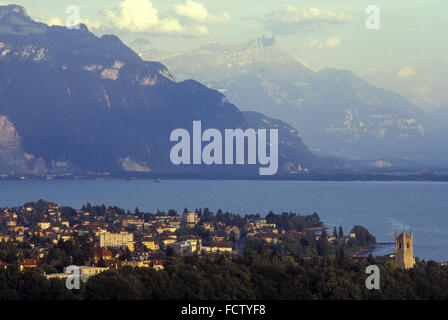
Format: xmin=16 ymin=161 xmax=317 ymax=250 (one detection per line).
xmin=354 ymin=242 xmax=395 ymax=258
xmin=3 ymin=175 xmax=448 ymax=183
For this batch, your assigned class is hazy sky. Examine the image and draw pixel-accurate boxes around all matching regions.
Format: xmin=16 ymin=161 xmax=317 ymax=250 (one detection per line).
xmin=2 ymin=0 xmax=447 ymax=110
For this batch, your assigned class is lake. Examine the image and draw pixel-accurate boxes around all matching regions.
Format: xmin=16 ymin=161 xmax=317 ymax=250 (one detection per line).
xmin=0 ymin=179 xmax=447 ymax=262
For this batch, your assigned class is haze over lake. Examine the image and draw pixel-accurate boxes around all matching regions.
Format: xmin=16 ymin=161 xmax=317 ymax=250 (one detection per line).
xmin=1 ymin=179 xmax=447 ymax=262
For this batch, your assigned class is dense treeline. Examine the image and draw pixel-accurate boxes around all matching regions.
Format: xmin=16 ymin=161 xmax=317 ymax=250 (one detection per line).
xmin=265 ymin=211 xmax=322 ymax=231
xmin=1 ymin=249 xmax=448 ymax=300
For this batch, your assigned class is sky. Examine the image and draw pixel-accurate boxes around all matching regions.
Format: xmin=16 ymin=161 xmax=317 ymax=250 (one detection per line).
xmin=1 ymin=0 xmax=447 ymax=111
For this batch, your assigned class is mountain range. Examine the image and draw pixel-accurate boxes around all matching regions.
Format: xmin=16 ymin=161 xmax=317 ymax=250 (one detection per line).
xmin=134 ymin=36 xmax=444 ymax=163
xmin=0 ymin=5 xmax=336 ymax=178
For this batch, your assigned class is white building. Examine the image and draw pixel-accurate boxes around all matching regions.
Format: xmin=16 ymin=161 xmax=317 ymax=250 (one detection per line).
xmin=170 ymin=240 xmax=199 ymax=254
xmin=182 ymin=212 xmax=199 ymax=226
xmin=99 ymin=231 xmax=134 ymax=250
xmin=45 ymin=266 xmax=108 ymax=282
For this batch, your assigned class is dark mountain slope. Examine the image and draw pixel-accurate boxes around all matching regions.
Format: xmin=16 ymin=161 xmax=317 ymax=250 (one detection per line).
xmin=0 ymin=5 xmax=333 ymax=177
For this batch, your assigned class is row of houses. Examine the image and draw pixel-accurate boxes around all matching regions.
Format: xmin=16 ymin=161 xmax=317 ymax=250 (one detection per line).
xmin=0 ymin=202 xmax=287 ymax=273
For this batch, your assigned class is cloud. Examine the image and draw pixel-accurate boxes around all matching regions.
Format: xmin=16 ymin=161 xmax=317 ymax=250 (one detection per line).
xmin=45 ymin=16 xmax=102 ymax=30
xmin=261 ymin=5 xmax=351 ymax=34
xmin=173 ymin=0 xmax=230 ymax=23
xmin=308 ymin=36 xmax=341 ymax=49
xmin=46 ymin=17 xmax=63 ymax=26
xmin=173 ymin=0 xmax=208 ymax=21
xmin=101 ymin=0 xmax=184 ymax=34
xmin=81 ymin=18 xmax=103 ymax=30
xmin=89 ymin=0 xmax=228 ymax=36
xmin=397 ymin=66 xmax=416 ymax=79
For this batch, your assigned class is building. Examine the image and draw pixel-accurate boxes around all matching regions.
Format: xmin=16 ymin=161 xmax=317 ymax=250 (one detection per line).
xmin=226 ymin=226 xmax=240 ymax=239
xmin=74 ymin=266 xmax=108 ymax=281
xmin=254 ymin=219 xmax=276 ymax=229
xmin=203 ymin=222 xmax=215 ymax=233
xmin=45 ymin=266 xmax=108 ymax=282
xmin=92 ymin=247 xmax=113 ymax=263
xmin=201 ymin=241 xmax=233 ymax=254
xmin=20 ymin=258 xmax=39 ymax=271
xmin=170 ymin=239 xmax=200 ymax=254
xmin=151 ymin=260 xmax=164 ymax=270
xmin=37 ymin=222 xmax=51 ymax=230
xmin=44 ymin=273 xmax=70 ymax=280
xmin=155 ymin=225 xmax=178 ymax=234
xmin=122 ymin=218 xmax=144 ymax=230
xmin=160 ymin=237 xmax=177 ymax=247
xmin=99 ymin=231 xmax=134 ymax=250
xmin=120 ymin=260 xmax=150 ymax=268
xmin=182 ymin=212 xmax=199 ymax=227
xmin=5 ymin=220 xmax=16 ymax=227
xmin=256 ymin=232 xmax=280 ymax=244
xmin=142 ymin=238 xmax=160 ymax=251
xmin=395 ymin=231 xmax=415 ymax=270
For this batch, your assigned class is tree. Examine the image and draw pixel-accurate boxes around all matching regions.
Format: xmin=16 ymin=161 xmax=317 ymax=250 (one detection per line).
xmin=336 ymin=246 xmax=345 ymax=267
xmin=119 ymin=247 xmax=132 ymax=261
xmin=229 ymin=231 xmax=238 ymax=249
xmin=333 ymin=227 xmax=338 ymax=238
xmin=166 ymin=246 xmax=176 ymax=257
xmin=97 ymin=257 xmax=106 ymax=268
xmin=350 ymin=226 xmax=376 ymax=246
xmin=41 ymin=264 xmax=58 ymax=274
xmin=84 ymin=271 xmax=141 ymax=300
xmin=244 ymin=237 xmax=265 ymax=255
xmin=338 ymin=226 xmax=344 ymax=238
xmin=317 ymin=230 xmax=330 ymax=257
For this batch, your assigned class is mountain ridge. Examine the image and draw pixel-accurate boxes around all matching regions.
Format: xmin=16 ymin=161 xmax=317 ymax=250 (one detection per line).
xmin=0 ymin=5 xmax=335 ymax=177
xmin=137 ymin=36 xmax=438 ymax=161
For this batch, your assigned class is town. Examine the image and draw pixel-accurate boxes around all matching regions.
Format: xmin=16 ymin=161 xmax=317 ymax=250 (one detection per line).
xmin=2 ymin=200 xmax=448 ymax=300
xmin=0 ymin=200 xmax=378 ymax=281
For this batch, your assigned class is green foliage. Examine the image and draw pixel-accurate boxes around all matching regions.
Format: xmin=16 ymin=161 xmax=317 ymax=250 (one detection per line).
xmin=80 ymin=255 xmax=448 ymax=300
xmin=118 ymin=247 xmax=132 ymax=261
xmin=0 ymin=241 xmax=18 ymax=264
xmin=349 ymin=226 xmax=376 ymax=247
xmin=97 ymin=257 xmax=106 ymax=268
xmin=0 ymin=269 xmax=79 ymax=300
xmin=2 ymin=252 xmax=448 ymax=300
xmin=43 ymin=235 xmax=93 ymax=271
xmin=266 ymin=212 xmax=322 ymax=231
xmin=317 ymin=230 xmax=330 ymax=257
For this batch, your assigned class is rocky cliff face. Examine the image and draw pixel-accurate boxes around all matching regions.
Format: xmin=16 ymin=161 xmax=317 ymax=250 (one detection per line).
xmin=0 ymin=114 xmax=47 ymax=175
xmin=0 ymin=115 xmax=24 ymax=174
xmin=0 ymin=115 xmax=20 ymax=148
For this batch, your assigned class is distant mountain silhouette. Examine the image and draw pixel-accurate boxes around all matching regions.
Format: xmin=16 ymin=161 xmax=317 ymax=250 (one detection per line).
xmin=141 ymin=36 xmax=439 ymax=161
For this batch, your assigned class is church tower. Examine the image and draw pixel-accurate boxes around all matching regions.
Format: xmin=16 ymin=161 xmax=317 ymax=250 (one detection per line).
xmin=394 ymin=230 xmax=414 ymax=269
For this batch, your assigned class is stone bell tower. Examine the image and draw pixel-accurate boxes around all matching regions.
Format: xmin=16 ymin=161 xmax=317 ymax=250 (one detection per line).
xmin=394 ymin=229 xmax=414 ymax=270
